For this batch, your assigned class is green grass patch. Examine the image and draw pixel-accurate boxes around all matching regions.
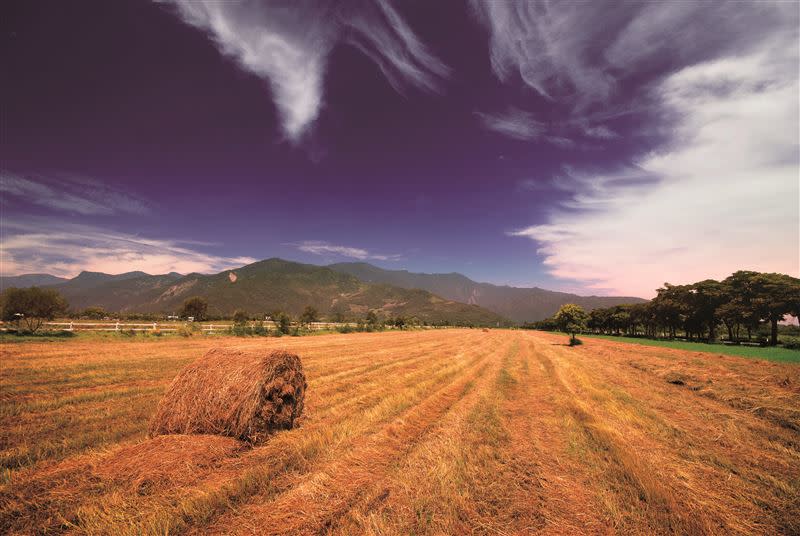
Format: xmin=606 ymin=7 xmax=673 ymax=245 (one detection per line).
xmin=576 ymin=333 xmax=800 ymax=363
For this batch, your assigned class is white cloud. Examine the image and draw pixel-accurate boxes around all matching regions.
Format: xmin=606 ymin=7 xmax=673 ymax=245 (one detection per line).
xmin=0 ymin=220 xmax=256 ymax=277
xmin=512 ymin=35 xmax=799 ymax=297
xmin=581 ymin=124 xmax=618 ymax=139
xmin=295 ymin=240 xmax=400 ymax=261
xmin=166 ymin=0 xmax=448 ymax=142
xmin=476 ymin=107 xmax=580 ymax=149
xmin=475 ymin=108 xmax=546 ymax=141
xmin=469 ymin=0 xmax=616 ymax=107
xmin=0 ymin=172 xmax=150 ymax=216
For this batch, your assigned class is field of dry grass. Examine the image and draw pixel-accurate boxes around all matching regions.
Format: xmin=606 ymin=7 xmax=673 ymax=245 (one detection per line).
xmin=1 ymin=329 xmax=798 ymax=535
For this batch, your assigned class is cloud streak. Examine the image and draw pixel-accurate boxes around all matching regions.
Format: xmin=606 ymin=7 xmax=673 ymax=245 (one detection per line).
xmin=295 ymin=240 xmax=400 ymax=261
xmin=475 ymin=108 xmax=545 ymax=141
xmin=0 ymin=172 xmax=150 ymax=216
xmin=166 ymin=0 xmax=448 ymax=142
xmin=0 ymin=220 xmax=256 ymax=277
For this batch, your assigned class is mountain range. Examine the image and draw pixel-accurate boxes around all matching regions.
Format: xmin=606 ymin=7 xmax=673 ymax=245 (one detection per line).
xmin=328 ymin=262 xmax=644 ymax=322
xmin=1 ymin=258 xmax=645 ymax=323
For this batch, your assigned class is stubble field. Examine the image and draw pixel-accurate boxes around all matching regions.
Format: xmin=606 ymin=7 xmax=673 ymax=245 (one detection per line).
xmin=1 ymin=329 xmax=798 ymax=535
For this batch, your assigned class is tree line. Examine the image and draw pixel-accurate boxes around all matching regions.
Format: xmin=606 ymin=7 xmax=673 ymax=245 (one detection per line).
xmin=0 ymin=290 xmax=465 ymax=334
xmin=527 ymin=271 xmax=800 ymax=346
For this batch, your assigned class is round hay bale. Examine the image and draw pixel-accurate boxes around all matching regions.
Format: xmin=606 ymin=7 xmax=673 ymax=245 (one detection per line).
xmin=148 ymin=348 xmax=307 ymax=443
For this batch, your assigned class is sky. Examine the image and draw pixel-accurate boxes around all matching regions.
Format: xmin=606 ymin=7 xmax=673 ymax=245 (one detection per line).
xmin=1 ymin=0 xmax=798 ymax=298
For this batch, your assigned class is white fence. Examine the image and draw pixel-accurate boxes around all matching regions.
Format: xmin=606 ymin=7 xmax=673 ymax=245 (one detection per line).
xmin=40 ymin=321 xmax=362 ymax=333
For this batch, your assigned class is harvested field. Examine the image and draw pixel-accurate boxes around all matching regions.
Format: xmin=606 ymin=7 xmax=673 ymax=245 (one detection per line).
xmin=1 ymin=330 xmax=798 ymax=535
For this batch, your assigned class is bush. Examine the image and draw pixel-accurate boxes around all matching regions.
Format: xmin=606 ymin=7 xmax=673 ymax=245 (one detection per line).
xmin=337 ymin=324 xmax=354 ymax=334
xmin=782 ymin=337 xmax=800 ymax=350
xmin=231 ymin=325 xmax=253 ymax=337
xmin=232 ymin=309 xmax=249 ymax=325
xmin=176 ymin=325 xmax=193 ymax=338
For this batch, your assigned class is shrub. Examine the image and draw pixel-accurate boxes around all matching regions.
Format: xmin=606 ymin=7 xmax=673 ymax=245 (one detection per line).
xmin=176 ymin=325 xmax=193 ymax=338
xmin=232 ymin=309 xmax=249 ymax=326
xmin=782 ymin=337 xmax=800 ymax=350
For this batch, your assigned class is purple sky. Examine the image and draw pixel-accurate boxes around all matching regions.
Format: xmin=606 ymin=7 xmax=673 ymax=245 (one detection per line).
xmin=1 ymin=0 xmax=798 ymax=297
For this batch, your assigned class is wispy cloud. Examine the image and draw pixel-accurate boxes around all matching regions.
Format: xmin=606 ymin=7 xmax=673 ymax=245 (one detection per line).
xmin=581 ymin=124 xmax=618 ymax=139
xmin=0 ymin=219 xmax=256 ymax=277
xmin=166 ymin=0 xmax=448 ymax=143
xmin=475 ymin=107 xmax=578 ymax=148
xmin=0 ymin=172 xmax=150 ymax=216
xmin=470 ymin=1 xmax=616 ymax=107
xmin=512 ymin=28 xmax=799 ymax=297
xmin=474 ymin=108 xmax=546 ymax=141
xmin=295 ymin=240 xmax=400 ymax=262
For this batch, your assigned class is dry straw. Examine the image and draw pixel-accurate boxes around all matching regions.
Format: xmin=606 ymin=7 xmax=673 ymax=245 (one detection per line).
xmin=148 ymin=348 xmax=307 ymax=443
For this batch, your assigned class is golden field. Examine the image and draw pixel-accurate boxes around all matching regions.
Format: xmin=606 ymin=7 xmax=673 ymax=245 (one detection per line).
xmin=1 ymin=329 xmax=798 ymax=535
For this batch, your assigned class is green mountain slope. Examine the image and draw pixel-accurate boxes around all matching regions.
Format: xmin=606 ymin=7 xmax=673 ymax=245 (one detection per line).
xmin=0 ymin=273 xmax=68 ymax=290
xmin=328 ymin=262 xmax=646 ymax=322
xmin=38 ymin=259 xmax=508 ymax=325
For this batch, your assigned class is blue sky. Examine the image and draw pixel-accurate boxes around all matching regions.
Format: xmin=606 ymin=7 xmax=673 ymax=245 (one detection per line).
xmin=1 ymin=0 xmax=798 ymax=297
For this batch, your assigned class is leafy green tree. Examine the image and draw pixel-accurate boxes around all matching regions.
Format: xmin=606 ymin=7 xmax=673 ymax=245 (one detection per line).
xmin=300 ymin=305 xmax=319 ymax=326
xmin=82 ymin=306 xmax=107 ymax=320
xmin=554 ymin=303 xmax=588 ymax=345
xmin=1 ymin=287 xmax=68 ymax=333
xmin=179 ymin=296 xmax=208 ymax=322
xmin=750 ymin=273 xmax=800 ymax=345
xmin=365 ymin=310 xmax=379 ymax=327
xmin=232 ymin=309 xmax=249 ymax=325
xmin=330 ymin=304 xmax=346 ymax=323
xmin=272 ymin=311 xmax=291 ymax=334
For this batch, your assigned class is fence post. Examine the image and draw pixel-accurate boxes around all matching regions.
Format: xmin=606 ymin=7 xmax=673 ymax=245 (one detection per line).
xmin=153 ymin=322 xmax=157 ymax=331
xmin=116 ymin=321 xmax=120 ymax=332
xmin=69 ymin=321 xmax=73 ymax=331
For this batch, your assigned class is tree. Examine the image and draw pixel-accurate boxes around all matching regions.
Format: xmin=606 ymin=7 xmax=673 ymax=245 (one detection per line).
xmin=180 ymin=296 xmax=208 ymax=322
xmin=82 ymin=306 xmax=107 ymax=320
xmin=330 ymin=304 xmax=346 ymax=323
xmin=554 ymin=303 xmax=588 ymax=345
xmin=750 ymin=273 xmax=800 ymax=346
xmin=232 ymin=309 xmax=249 ymax=325
xmin=300 ymin=306 xmax=319 ymax=326
xmin=1 ymin=287 xmax=68 ymax=333
xmin=365 ymin=310 xmax=379 ymax=327
xmin=271 ymin=311 xmax=291 ymax=334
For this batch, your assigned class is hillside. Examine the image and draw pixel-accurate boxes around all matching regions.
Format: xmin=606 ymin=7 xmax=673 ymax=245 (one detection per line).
xmin=328 ymin=262 xmax=645 ymax=322
xmin=0 ymin=273 xmax=68 ymax=290
xmin=31 ymin=259 xmax=508 ymax=325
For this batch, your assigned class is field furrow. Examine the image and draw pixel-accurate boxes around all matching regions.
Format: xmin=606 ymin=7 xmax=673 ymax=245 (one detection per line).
xmin=1 ymin=330 xmax=797 ymax=535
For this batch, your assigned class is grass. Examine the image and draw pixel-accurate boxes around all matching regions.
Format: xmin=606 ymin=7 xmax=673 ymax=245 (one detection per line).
xmin=1 ymin=330 xmax=799 ymax=535
xmin=563 ymin=332 xmax=800 ymax=363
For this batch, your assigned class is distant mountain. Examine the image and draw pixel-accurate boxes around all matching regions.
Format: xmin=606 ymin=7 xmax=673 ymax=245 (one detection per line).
xmin=0 ymin=273 xmax=69 ymax=290
xmin=15 ymin=259 xmax=508 ymax=325
xmin=328 ymin=262 xmax=646 ymax=322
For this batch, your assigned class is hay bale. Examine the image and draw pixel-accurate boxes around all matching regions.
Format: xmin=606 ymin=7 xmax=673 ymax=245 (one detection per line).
xmin=148 ymin=348 xmax=307 ymax=443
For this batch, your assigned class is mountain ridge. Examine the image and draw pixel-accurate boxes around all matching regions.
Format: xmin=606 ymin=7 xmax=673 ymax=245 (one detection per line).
xmin=327 ymin=262 xmax=645 ymax=322
xmin=4 ymin=258 xmax=509 ymax=326
xmin=3 ymin=258 xmax=645 ymax=323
